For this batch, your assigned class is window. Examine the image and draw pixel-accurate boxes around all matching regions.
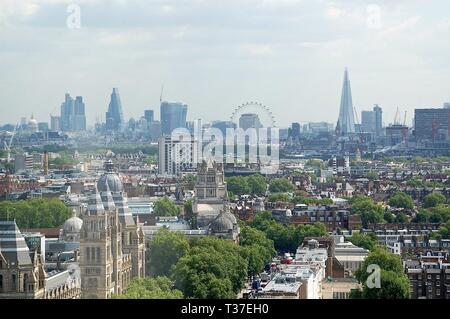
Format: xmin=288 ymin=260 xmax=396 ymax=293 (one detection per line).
xmin=86 ymin=247 xmax=90 ymax=261
xmin=96 ymin=247 xmax=101 ymax=262
xmin=23 ymin=274 xmax=28 ymax=292
xmin=0 ymin=274 xmax=3 ymax=291
xmin=11 ymin=274 xmax=17 ymax=291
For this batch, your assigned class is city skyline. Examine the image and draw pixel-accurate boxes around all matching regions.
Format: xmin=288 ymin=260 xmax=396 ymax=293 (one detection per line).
xmin=1 ymin=1 xmax=450 ymax=127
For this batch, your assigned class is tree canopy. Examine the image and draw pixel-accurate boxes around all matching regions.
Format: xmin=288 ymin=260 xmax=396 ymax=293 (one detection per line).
xmin=354 ymin=246 xmax=410 ymax=299
xmin=269 ymin=178 xmax=295 ymax=193
xmin=148 ymin=228 xmax=189 ymax=277
xmin=153 ymin=197 xmax=181 ymax=216
xmin=171 ymin=237 xmax=247 ymax=299
xmin=226 ymin=174 xmax=267 ymax=196
xmin=351 ymin=196 xmax=385 ymax=227
xmin=0 ymin=199 xmax=72 ymax=229
xmin=251 ymin=211 xmax=327 ymax=252
xmin=424 ymin=192 xmax=447 ymax=208
xmin=114 ymin=276 xmax=183 ymax=299
xmin=388 ymin=192 xmax=414 ymax=209
xmin=348 ymin=232 xmax=379 ymax=251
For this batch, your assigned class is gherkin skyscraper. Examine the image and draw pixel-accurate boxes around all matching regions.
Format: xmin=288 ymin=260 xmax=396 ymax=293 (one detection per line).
xmin=336 ymin=68 xmax=356 ymax=135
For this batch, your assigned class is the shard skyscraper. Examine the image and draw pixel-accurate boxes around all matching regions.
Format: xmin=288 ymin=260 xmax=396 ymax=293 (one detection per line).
xmin=336 ymin=68 xmax=356 ymax=135
xmin=106 ymin=88 xmax=125 ymax=131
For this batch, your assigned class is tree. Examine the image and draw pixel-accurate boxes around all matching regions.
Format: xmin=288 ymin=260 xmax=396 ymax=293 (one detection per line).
xmin=430 ymin=204 xmax=450 ymax=222
xmin=171 ymin=237 xmax=247 ymax=299
xmin=348 ymin=233 xmax=378 ymax=251
xmin=0 ymin=199 xmax=72 ymax=229
xmin=246 ymin=174 xmax=267 ymax=195
xmin=184 ymin=200 xmax=194 ymax=226
xmin=153 ymin=197 xmax=181 ymax=216
xmin=351 ymin=196 xmax=385 ymax=227
xmin=424 ymin=192 xmax=446 ymax=208
xmin=250 ymin=211 xmax=326 ymax=252
xmin=148 ymin=228 xmax=189 ymax=277
xmin=269 ymin=178 xmax=294 ymax=193
xmin=361 ymin=270 xmax=411 ymax=299
xmin=268 ymin=193 xmax=290 ymax=203
xmin=114 ymin=276 xmax=183 ymax=299
xmin=239 ymin=225 xmax=276 ymax=274
xmin=354 ymin=246 xmax=410 ymax=299
xmin=412 ymin=210 xmax=430 ymax=223
xmin=383 ymin=212 xmax=395 ymax=223
xmin=226 ymin=176 xmax=251 ymax=195
xmin=395 ymin=212 xmax=408 ymax=223
xmin=388 ymin=192 xmax=414 ymax=210
xmin=438 ymin=221 xmax=450 ymax=239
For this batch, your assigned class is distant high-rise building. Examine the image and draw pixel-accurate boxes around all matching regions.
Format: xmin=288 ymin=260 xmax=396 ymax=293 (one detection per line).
xmin=149 ymin=121 xmax=162 ymax=141
xmin=239 ymin=113 xmax=262 ymax=130
xmin=60 ymin=93 xmax=86 ymax=131
xmin=158 ymin=135 xmax=197 ymax=176
xmin=160 ymin=101 xmax=188 ymax=135
xmin=444 ymin=102 xmax=450 ymax=109
xmin=106 ymin=88 xmax=125 ymax=131
xmin=373 ymin=104 xmax=383 ymax=136
xmin=336 ymin=68 xmax=356 ymax=135
xmin=38 ymin=122 xmax=49 ymax=132
xmin=288 ymin=122 xmax=301 ymax=138
xmin=211 ymin=120 xmax=237 ymax=136
xmin=51 ymin=116 xmax=61 ymax=131
xmin=415 ymin=107 xmax=450 ymax=141
xmin=144 ymin=109 xmax=154 ymax=124
xmin=361 ymin=111 xmax=376 ymax=133
xmin=14 ymin=153 xmax=34 ymax=173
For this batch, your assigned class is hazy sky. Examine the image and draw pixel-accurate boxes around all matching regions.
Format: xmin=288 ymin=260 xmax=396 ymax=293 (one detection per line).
xmin=1 ymin=0 xmax=450 ymax=128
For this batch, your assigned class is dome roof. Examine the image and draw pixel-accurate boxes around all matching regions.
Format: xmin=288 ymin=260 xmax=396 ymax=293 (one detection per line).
xmin=210 ymin=214 xmax=233 ymax=233
xmin=97 ymin=173 xmax=123 ymax=193
xmin=63 ymin=212 xmax=83 ymax=233
xmin=97 ymin=160 xmax=123 ymax=192
xmin=222 ymin=210 xmax=237 ymax=224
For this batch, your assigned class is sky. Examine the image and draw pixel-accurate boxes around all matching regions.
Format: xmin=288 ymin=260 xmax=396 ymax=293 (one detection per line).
xmin=1 ymin=0 xmax=450 ymax=128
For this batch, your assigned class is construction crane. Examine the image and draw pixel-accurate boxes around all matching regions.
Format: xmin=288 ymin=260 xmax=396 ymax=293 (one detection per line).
xmin=402 ymin=111 xmax=408 ymax=146
xmin=354 ymin=106 xmax=364 ymax=144
xmin=4 ymin=124 xmax=18 ymax=163
xmin=160 ymin=84 xmax=164 ymax=103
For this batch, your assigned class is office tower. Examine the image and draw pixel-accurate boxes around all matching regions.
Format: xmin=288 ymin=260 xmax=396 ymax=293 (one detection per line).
xmin=106 ymin=88 xmax=125 ymax=131
xmin=73 ymin=96 xmax=86 ymax=130
xmin=60 ymin=93 xmax=87 ymax=131
xmin=373 ymin=104 xmax=383 ymax=136
xmin=414 ymin=107 xmax=450 ymax=141
xmin=38 ymin=122 xmax=49 ymax=132
xmin=14 ymin=153 xmax=34 ymax=173
xmin=51 ymin=116 xmax=61 ymax=131
xmin=336 ymin=68 xmax=356 ymax=135
xmin=288 ymin=122 xmax=301 ymax=138
xmin=361 ymin=111 xmax=376 ymax=133
xmin=211 ymin=120 xmax=237 ymax=136
xmin=160 ymin=101 xmax=188 ymax=135
xmin=149 ymin=121 xmax=162 ymax=141
xmin=238 ymin=113 xmax=262 ymax=130
xmin=158 ymin=135 xmax=197 ymax=176
xmin=144 ymin=109 xmax=154 ymax=123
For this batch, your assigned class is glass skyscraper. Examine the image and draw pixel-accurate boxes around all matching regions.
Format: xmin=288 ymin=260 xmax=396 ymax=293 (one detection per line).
xmin=106 ymin=88 xmax=125 ymax=131
xmin=60 ymin=93 xmax=86 ymax=131
xmin=160 ymin=101 xmax=188 ymax=135
xmin=336 ymin=68 xmax=356 ymax=135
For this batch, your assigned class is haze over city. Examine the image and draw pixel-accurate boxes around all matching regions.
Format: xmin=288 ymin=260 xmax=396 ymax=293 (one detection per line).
xmin=1 ymin=0 xmax=450 ymax=126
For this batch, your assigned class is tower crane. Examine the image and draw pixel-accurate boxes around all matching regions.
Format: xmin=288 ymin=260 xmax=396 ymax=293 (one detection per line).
xmin=4 ymin=124 xmax=18 ymax=163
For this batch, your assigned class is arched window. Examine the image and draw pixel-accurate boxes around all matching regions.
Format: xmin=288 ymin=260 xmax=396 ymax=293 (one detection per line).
xmin=23 ymin=274 xmax=28 ymax=292
xmin=11 ymin=274 xmax=17 ymax=291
